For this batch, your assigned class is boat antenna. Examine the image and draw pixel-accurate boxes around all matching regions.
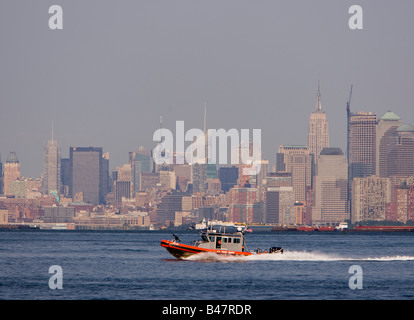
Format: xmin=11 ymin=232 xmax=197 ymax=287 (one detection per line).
xmin=171 ymin=233 xmax=181 ymax=242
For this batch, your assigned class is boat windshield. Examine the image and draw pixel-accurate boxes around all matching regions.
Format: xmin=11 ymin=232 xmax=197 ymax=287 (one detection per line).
xmin=201 ymin=235 xmax=208 ymax=242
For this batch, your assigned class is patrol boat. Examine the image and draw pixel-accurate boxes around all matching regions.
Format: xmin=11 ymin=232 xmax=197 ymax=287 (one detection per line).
xmin=160 ymin=227 xmax=283 ymax=259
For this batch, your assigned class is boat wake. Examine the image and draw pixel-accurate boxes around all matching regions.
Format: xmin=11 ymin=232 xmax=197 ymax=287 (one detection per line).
xmin=184 ymin=251 xmax=414 ymax=262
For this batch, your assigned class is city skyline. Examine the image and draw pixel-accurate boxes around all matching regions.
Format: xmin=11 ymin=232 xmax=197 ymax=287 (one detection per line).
xmin=1 ymin=1 xmax=414 ymax=178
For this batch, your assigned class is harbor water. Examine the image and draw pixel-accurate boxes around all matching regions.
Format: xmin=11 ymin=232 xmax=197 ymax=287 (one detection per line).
xmin=1 ymin=230 xmax=413 ymax=300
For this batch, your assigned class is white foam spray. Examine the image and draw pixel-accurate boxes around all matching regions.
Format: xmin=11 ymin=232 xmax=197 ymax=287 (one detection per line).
xmin=184 ymin=251 xmax=414 ymax=262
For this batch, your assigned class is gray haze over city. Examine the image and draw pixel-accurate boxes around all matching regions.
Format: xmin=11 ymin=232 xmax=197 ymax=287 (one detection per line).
xmin=1 ymin=0 xmax=413 ymax=177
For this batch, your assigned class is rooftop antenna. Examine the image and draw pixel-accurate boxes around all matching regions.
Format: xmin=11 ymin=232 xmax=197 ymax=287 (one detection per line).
xmin=203 ymin=102 xmax=207 ymax=134
xmin=51 ymin=120 xmax=54 ymax=143
xmin=316 ymin=80 xmax=322 ymax=111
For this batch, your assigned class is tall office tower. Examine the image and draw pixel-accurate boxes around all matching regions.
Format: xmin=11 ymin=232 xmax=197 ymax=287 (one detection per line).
xmin=312 ymin=148 xmax=348 ymax=225
xmin=265 ymin=186 xmax=295 ymax=225
xmin=115 ymin=181 xmax=131 ymax=203
xmin=375 ymin=111 xmax=402 ymax=177
xmin=70 ymin=147 xmax=109 ymax=204
xmin=3 ymin=150 xmax=21 ymax=195
xmin=349 ymin=112 xmax=377 ymax=180
xmin=189 ymin=103 xmax=210 ymax=193
xmin=191 ymin=163 xmax=207 ymax=193
xmin=351 ymin=175 xmax=391 ymax=223
xmin=156 ymin=191 xmax=185 ymax=225
xmin=42 ymin=129 xmax=61 ymax=195
xmin=218 ymin=166 xmax=239 ymax=193
xmin=386 ymin=124 xmax=414 ymax=181
xmin=308 ymin=83 xmax=329 ymax=165
xmin=132 ymin=147 xmax=152 ymax=192
xmin=276 ymin=145 xmax=311 ymax=202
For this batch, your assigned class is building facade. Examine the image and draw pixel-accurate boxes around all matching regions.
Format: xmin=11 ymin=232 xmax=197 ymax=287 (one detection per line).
xmin=70 ymin=147 xmax=109 ymax=204
xmin=308 ymin=83 xmax=329 ymax=165
xmin=386 ymin=124 xmax=414 ymax=181
xmin=265 ymin=186 xmax=295 ymax=225
xmin=218 ymin=166 xmax=239 ymax=193
xmin=349 ymin=112 xmax=377 ymax=179
xmin=375 ymin=111 xmax=402 ymax=177
xmin=351 ymin=175 xmax=391 ymax=223
xmin=312 ymin=148 xmax=348 ymax=225
xmin=42 ymin=138 xmax=61 ymax=195
xmin=276 ymin=145 xmax=311 ymax=202
xmin=3 ymin=151 xmax=20 ymax=195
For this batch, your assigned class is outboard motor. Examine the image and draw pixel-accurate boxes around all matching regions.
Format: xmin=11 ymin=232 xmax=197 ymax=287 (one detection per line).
xmin=269 ymin=247 xmax=283 ymax=254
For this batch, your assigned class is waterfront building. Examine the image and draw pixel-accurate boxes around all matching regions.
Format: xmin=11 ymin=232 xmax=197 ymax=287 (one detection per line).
xmin=351 ymin=175 xmax=391 ymax=223
xmin=312 ymin=148 xmax=348 ymax=224
xmin=388 ymin=180 xmax=414 ymax=223
xmin=276 ymin=145 xmax=311 ymax=202
xmin=3 ymin=151 xmax=20 ymax=195
xmin=308 ymin=83 xmax=329 ymax=166
xmin=43 ymin=206 xmax=76 ymax=223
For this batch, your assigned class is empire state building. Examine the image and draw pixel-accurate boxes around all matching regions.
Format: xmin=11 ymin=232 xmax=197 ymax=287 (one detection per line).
xmin=308 ymin=83 xmax=329 ymax=164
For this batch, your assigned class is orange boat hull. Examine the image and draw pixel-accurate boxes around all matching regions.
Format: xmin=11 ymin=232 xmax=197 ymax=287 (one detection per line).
xmin=160 ymin=240 xmax=252 ymax=259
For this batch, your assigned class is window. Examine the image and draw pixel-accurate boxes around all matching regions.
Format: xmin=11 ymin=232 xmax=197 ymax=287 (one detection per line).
xmin=209 ymin=236 xmax=215 ymax=242
xmin=233 ymin=238 xmax=240 ymax=244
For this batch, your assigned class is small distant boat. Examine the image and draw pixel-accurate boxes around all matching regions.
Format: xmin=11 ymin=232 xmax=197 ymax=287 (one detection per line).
xmin=335 ymin=222 xmax=349 ymax=231
xmin=160 ymin=227 xmax=283 ymax=259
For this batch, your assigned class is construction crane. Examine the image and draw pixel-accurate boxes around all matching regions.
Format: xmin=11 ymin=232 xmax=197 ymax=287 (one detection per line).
xmin=346 ymin=85 xmax=353 ymax=164
xmin=346 ymin=85 xmax=353 ymax=217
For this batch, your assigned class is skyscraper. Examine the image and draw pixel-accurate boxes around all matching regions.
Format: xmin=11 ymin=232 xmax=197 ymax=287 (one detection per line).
xmin=349 ymin=112 xmax=377 ymax=179
xmin=308 ymin=82 xmax=329 ymax=165
xmin=312 ymin=148 xmax=348 ymax=224
xmin=132 ymin=147 xmax=152 ymax=192
xmin=218 ymin=166 xmax=239 ymax=193
xmin=70 ymin=147 xmax=109 ymax=204
xmin=3 ymin=150 xmax=20 ymax=195
xmin=386 ymin=124 xmax=414 ymax=180
xmin=265 ymin=186 xmax=295 ymax=225
xmin=375 ymin=111 xmax=402 ymax=177
xmin=276 ymin=145 xmax=311 ymax=202
xmin=42 ymin=128 xmax=61 ymax=195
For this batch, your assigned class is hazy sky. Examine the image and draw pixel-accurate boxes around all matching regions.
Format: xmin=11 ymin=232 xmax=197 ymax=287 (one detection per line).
xmin=1 ymin=1 xmax=413 ymax=177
